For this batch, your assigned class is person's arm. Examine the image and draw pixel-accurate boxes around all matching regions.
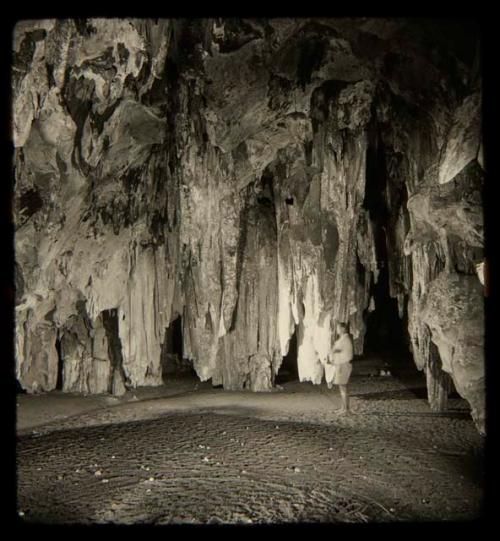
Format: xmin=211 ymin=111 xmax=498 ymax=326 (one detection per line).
xmin=327 ymin=339 xmax=339 ymax=364
xmin=345 ymin=335 xmax=353 ymax=361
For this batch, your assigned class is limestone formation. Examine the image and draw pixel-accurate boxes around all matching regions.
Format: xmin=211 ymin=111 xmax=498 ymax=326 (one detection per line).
xmin=12 ymin=19 xmax=485 ymax=432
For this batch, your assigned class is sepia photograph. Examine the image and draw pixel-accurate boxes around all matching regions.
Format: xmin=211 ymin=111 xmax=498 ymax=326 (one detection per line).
xmin=11 ymin=16 xmax=487 ymax=525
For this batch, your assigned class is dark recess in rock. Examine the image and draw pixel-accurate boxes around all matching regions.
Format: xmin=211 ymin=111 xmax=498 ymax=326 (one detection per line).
xmin=213 ymin=18 xmax=263 ymax=54
xmin=297 ymin=36 xmax=327 ymax=89
xmin=102 ymin=309 xmax=128 ymax=393
xmin=18 ymin=188 xmax=43 ymax=222
xmin=55 ymin=336 xmax=63 ymax=391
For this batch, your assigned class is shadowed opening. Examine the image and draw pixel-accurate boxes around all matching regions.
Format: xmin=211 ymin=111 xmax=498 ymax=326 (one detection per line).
xmin=362 ymin=127 xmax=414 ymax=376
xmin=16 ymin=378 xmax=27 ymax=394
xmin=363 ymin=261 xmax=412 ymax=368
xmin=102 ymin=309 xmax=127 ymax=392
xmin=276 ymin=327 xmax=298 ymax=384
xmin=55 ymin=336 xmax=64 ymax=391
xmin=161 ymin=315 xmax=194 ymax=378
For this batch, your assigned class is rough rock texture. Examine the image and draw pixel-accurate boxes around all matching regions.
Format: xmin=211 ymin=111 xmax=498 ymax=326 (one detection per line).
xmin=12 ymin=19 xmax=485 ymax=431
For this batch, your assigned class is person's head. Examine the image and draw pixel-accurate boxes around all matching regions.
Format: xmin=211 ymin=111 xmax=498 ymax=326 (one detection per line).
xmin=337 ymin=322 xmax=348 ymax=336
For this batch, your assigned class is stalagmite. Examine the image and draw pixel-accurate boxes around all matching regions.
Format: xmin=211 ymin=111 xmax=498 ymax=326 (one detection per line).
xmin=13 ymin=18 xmax=485 ymax=432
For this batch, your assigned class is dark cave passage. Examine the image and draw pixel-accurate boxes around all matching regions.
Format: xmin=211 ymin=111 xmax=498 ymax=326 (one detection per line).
xmin=363 ymin=249 xmax=409 ymax=362
xmin=276 ymin=327 xmax=299 ymax=384
xmin=168 ymin=315 xmax=184 ymax=359
xmin=360 ymin=129 xmax=460 ymax=398
xmin=362 ymin=127 xmax=414 ymax=374
xmin=363 ymin=263 xmax=414 ymax=370
xmin=161 ymin=315 xmax=195 ymax=379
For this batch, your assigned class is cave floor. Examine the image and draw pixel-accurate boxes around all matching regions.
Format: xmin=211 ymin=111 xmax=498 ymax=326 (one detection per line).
xmin=16 ymin=360 xmax=484 ymax=524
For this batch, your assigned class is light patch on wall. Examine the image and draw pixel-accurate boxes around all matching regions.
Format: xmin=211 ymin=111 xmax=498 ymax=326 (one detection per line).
xmin=475 ymin=261 xmax=484 ymax=286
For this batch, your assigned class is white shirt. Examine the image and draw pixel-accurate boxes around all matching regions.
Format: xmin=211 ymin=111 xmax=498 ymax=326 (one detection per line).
xmin=332 ymin=333 xmax=353 ymax=365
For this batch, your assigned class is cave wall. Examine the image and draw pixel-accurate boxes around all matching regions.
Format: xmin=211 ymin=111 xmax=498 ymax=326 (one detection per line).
xmin=12 ymin=18 xmax=485 ymax=432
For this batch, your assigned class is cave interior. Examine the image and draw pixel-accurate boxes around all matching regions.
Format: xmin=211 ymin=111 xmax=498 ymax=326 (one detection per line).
xmin=12 ymin=17 xmax=485 ymax=433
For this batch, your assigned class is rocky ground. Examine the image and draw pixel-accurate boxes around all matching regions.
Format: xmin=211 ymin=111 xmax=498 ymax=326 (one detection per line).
xmin=16 ymin=359 xmax=484 ymax=524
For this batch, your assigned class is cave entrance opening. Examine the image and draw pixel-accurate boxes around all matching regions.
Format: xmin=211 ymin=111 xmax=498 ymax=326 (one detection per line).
xmin=162 ymin=315 xmax=194 ymax=380
xmin=276 ymin=326 xmax=299 ymax=384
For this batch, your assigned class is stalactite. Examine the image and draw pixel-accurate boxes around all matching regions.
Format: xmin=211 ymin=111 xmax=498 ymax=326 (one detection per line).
xmin=13 ymin=18 xmax=485 ymax=432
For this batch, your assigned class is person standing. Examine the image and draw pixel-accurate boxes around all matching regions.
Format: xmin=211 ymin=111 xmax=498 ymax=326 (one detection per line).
xmin=327 ymin=322 xmax=354 ymax=413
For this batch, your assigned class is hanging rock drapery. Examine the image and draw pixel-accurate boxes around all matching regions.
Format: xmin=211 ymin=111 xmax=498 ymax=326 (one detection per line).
xmin=13 ymin=19 xmax=484 ymax=433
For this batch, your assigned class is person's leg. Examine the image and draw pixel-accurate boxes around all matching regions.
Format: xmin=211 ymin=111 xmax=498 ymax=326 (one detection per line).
xmin=339 ymin=385 xmax=349 ymax=412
